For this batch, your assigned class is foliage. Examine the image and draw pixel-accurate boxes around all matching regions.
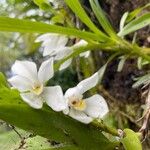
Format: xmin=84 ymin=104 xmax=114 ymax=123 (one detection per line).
xmin=0 ymin=0 xmax=149 ymax=149
xmin=0 ymin=128 xmax=54 ymax=150
xmin=0 ymin=73 xmax=118 ymax=150
xmin=121 ymin=129 xmax=142 ymax=150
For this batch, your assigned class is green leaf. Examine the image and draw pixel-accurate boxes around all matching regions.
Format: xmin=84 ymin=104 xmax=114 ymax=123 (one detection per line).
xmin=51 ymin=11 xmax=65 ymax=24
xmin=0 ymin=74 xmax=117 ymax=150
xmin=98 ymin=64 xmax=107 ymax=83
xmin=137 ymin=57 xmax=143 ymax=70
xmin=137 ymin=57 xmax=150 ymax=70
xmin=119 ymin=12 xmax=129 ymax=31
xmin=24 ymin=135 xmax=56 ymax=150
xmin=64 ymin=0 xmax=109 ymax=42
xmin=0 ymin=129 xmax=54 ymax=150
xmin=0 ymin=17 xmax=101 ymax=42
xmin=117 ymin=56 xmax=128 ymax=72
xmin=118 ymin=13 xmax=150 ymax=36
xmin=0 ymin=73 xmax=7 ymax=87
xmin=132 ymin=73 xmax=150 ymax=88
xmin=0 ymin=129 xmax=24 ymax=150
xmin=89 ymin=0 xmax=116 ymax=38
xmin=33 ymin=0 xmax=51 ymax=11
xmin=121 ymin=129 xmax=142 ymax=150
xmin=45 ymin=145 xmax=81 ymax=150
xmin=126 ymin=3 xmax=150 ymax=23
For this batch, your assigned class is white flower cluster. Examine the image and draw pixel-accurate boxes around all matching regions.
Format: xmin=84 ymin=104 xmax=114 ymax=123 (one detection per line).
xmin=35 ymin=33 xmax=90 ymax=70
xmin=8 ymin=34 xmax=109 ymax=124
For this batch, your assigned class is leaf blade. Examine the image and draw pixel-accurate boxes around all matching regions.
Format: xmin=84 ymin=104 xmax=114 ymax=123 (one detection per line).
xmin=64 ymin=0 xmax=109 ymax=41
xmin=0 ymin=16 xmax=101 ymax=42
xmin=89 ymin=0 xmax=116 ymax=38
xmin=118 ymin=13 xmax=150 ymax=36
xmin=126 ymin=3 xmax=150 ymax=23
xmin=0 ymin=74 xmax=117 ymax=150
xmin=121 ymin=129 xmax=142 ymax=150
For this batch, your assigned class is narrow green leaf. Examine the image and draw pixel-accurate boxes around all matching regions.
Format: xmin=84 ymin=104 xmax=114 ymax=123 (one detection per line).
xmin=132 ymin=73 xmax=150 ymax=88
xmin=126 ymin=3 xmax=150 ymax=23
xmin=121 ymin=129 xmax=142 ymax=150
xmin=119 ymin=12 xmax=129 ymax=31
xmin=89 ymin=0 xmax=116 ymax=38
xmin=64 ymin=0 xmax=109 ymax=41
xmin=137 ymin=57 xmax=142 ymax=70
xmin=33 ymin=0 xmax=51 ymax=11
xmin=137 ymin=57 xmax=150 ymax=69
xmin=0 ymin=73 xmax=7 ymax=87
xmin=98 ymin=64 xmax=107 ymax=83
xmin=118 ymin=13 xmax=150 ymax=36
xmin=0 ymin=75 xmax=117 ymax=150
xmin=117 ymin=56 xmax=127 ymax=72
xmin=0 ymin=17 xmax=101 ymax=42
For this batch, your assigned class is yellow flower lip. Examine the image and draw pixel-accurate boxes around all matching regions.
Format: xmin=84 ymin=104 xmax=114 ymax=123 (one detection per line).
xmin=32 ymin=84 xmax=43 ymax=95
xmin=70 ymin=99 xmax=86 ymax=111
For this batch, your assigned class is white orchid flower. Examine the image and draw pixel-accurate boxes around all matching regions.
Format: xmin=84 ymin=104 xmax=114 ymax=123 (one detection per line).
xmin=63 ymin=72 xmax=109 ymax=124
xmin=35 ymin=33 xmax=68 ymax=57
xmin=72 ymin=40 xmax=90 ymax=58
xmin=35 ymin=34 xmax=90 ymax=70
xmin=35 ymin=33 xmax=71 ymax=70
xmin=8 ymin=58 xmax=66 ymax=111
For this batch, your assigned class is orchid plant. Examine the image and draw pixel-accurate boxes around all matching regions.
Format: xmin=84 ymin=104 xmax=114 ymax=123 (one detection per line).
xmin=8 ymin=57 xmax=108 ymax=124
xmin=0 ymin=0 xmax=149 ymax=149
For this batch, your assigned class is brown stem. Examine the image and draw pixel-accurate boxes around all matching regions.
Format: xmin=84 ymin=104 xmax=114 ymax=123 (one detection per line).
xmin=139 ymin=86 xmax=150 ymax=141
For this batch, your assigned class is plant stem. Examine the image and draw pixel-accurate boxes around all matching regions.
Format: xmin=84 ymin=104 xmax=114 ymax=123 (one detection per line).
xmin=54 ymin=37 xmax=150 ymax=70
xmin=91 ymin=119 xmax=119 ymax=136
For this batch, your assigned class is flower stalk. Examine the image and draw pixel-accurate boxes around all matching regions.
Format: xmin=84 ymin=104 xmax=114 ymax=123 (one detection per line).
xmin=91 ymin=119 xmax=119 ymax=136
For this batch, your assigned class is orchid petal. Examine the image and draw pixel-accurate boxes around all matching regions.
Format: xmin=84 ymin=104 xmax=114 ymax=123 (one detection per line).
xmin=35 ymin=33 xmax=53 ymax=42
xmin=69 ymin=109 xmax=93 ymax=124
xmin=11 ymin=60 xmax=38 ymax=82
xmin=63 ymin=107 xmax=70 ymax=115
xmin=59 ymin=59 xmax=72 ymax=71
xmin=42 ymin=40 xmax=56 ymax=56
xmin=54 ymin=47 xmax=73 ymax=60
xmin=36 ymin=33 xmax=68 ymax=57
xmin=8 ymin=75 xmax=32 ymax=92
xmin=80 ymin=51 xmax=90 ymax=58
xmin=77 ymin=72 xmax=99 ymax=94
xmin=43 ymin=86 xmax=67 ymax=111
xmin=20 ymin=92 xmax=43 ymax=109
xmin=42 ymin=40 xmax=66 ymax=56
xmin=73 ymin=40 xmax=90 ymax=58
xmin=84 ymin=94 xmax=109 ymax=118
xmin=72 ymin=40 xmax=88 ymax=49
xmin=65 ymin=87 xmax=83 ymax=100
xmin=54 ymin=47 xmax=73 ymax=70
xmin=38 ymin=58 xmax=54 ymax=84
xmin=56 ymin=35 xmax=68 ymax=48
